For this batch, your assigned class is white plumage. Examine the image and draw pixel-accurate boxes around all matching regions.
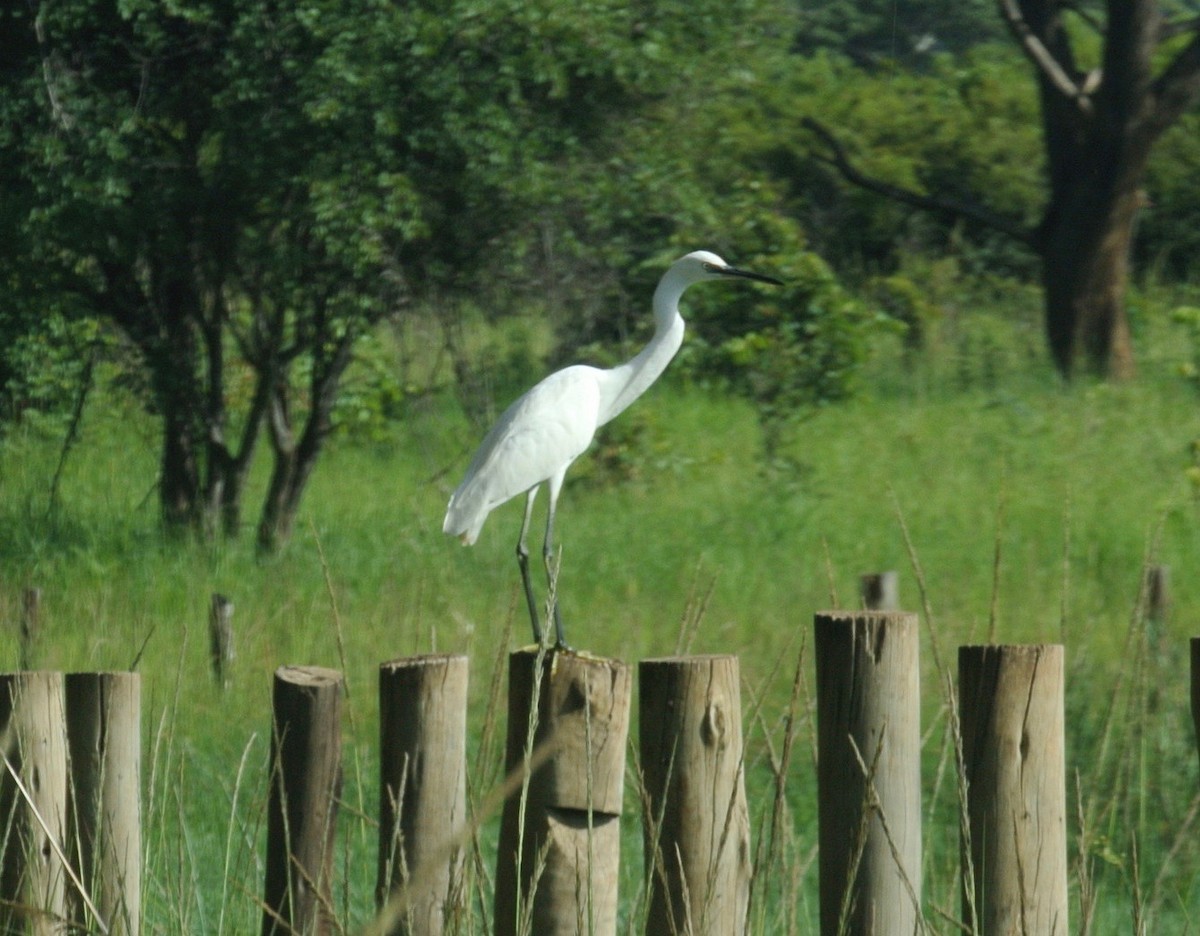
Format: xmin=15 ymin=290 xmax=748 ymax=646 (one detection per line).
xmin=443 ymin=249 xmax=781 ymax=647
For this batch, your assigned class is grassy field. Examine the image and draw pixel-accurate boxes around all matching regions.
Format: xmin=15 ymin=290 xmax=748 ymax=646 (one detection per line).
xmin=3 ymin=283 xmax=1200 ymax=931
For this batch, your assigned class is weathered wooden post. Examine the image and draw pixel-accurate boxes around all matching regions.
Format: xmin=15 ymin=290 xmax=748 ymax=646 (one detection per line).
xmin=262 ymin=666 xmax=343 ymax=936
xmin=0 ymin=672 xmax=69 ymax=936
xmin=814 ymin=611 xmax=922 ymax=935
xmin=377 ymin=655 xmax=468 ymax=936
xmin=495 ymin=649 xmax=631 ymax=936
xmin=959 ymin=644 xmax=1068 ymax=936
xmin=208 ymin=594 xmax=235 ymax=689
xmin=639 ymin=655 xmax=751 ymax=936
xmin=1145 ymin=564 xmax=1170 ymax=624
xmin=859 ymin=572 xmax=899 ymax=611
xmin=1190 ymin=638 xmax=1200 ymax=771
xmin=1145 ymin=566 xmax=1171 ymax=715
xmin=65 ymin=672 xmax=141 ymax=936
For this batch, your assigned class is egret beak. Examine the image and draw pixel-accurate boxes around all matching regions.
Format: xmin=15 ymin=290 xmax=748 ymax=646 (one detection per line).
xmin=709 ymin=263 xmax=783 ymax=286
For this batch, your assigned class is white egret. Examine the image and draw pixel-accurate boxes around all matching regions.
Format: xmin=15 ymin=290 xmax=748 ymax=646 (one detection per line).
xmin=443 ymin=250 xmax=782 ymax=648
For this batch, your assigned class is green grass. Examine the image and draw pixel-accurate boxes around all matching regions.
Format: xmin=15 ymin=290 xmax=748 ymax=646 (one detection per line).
xmin=3 ymin=288 xmax=1200 ymax=931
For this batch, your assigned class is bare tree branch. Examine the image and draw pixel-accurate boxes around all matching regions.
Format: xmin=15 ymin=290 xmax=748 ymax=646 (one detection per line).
xmin=997 ymin=0 xmax=1093 ymax=112
xmin=801 ymin=118 xmax=1037 ymax=247
xmin=32 ymin=2 xmax=75 ymax=130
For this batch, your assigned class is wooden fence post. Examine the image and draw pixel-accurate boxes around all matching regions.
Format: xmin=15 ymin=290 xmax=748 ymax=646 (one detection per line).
xmin=262 ymin=666 xmax=343 ymax=936
xmin=1145 ymin=564 xmax=1170 ymax=624
xmin=859 ymin=572 xmax=899 ymax=611
xmin=639 ymin=655 xmax=751 ymax=936
xmin=958 ymin=644 xmax=1068 ymax=936
xmin=814 ymin=611 xmax=922 ymax=935
xmin=1190 ymin=638 xmax=1200 ymax=771
xmin=494 ymin=649 xmax=631 ymax=936
xmin=208 ymin=594 xmax=235 ymax=689
xmin=64 ymin=672 xmax=141 ymax=936
xmin=0 ymin=672 xmax=69 ymax=936
xmin=376 ymin=655 xmax=468 ymax=936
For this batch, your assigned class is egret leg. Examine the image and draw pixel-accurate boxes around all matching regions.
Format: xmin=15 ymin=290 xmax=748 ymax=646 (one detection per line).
xmin=543 ymin=480 xmax=570 ymax=650
xmin=516 ymin=488 xmax=542 ymax=644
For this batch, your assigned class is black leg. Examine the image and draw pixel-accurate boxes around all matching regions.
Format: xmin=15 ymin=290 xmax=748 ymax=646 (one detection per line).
xmin=516 ymin=488 xmax=542 ymax=643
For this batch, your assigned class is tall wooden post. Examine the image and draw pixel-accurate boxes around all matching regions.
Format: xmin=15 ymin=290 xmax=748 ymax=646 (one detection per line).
xmin=377 ymin=655 xmax=468 ymax=936
xmin=262 ymin=666 xmax=344 ymax=936
xmin=495 ymin=649 xmax=631 ymax=936
xmin=0 ymin=672 xmax=69 ymax=936
xmin=959 ymin=644 xmax=1068 ymax=936
xmin=65 ymin=672 xmax=141 ymax=936
xmin=814 ymin=611 xmax=922 ymax=935
xmin=859 ymin=572 xmax=899 ymax=611
xmin=639 ymin=655 xmax=751 ymax=936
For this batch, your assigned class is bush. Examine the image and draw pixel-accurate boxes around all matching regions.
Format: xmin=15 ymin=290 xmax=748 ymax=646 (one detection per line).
xmin=0 ymin=312 xmax=103 ymax=433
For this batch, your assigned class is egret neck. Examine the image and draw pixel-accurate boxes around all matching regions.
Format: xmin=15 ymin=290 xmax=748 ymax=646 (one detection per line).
xmin=594 ymin=267 xmax=689 ymax=427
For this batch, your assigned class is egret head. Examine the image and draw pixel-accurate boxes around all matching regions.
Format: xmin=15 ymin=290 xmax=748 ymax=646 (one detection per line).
xmin=674 ymin=250 xmax=783 ymax=286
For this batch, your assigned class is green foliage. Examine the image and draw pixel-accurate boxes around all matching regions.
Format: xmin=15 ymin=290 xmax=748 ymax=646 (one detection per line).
xmin=321 ymin=331 xmax=407 ymax=443
xmin=792 ymin=0 xmax=1003 ymax=65
xmin=864 ymin=272 xmax=941 ymax=349
xmin=0 ymin=314 xmax=102 ymax=432
xmin=1140 ymin=111 xmax=1200 ymax=278
xmin=1170 ymin=303 xmax=1200 ymax=396
xmin=775 ymin=47 xmax=1045 ymax=276
xmin=679 ymin=250 xmax=876 ymax=460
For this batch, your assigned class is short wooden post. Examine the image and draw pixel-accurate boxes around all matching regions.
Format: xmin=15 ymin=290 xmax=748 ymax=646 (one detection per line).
xmin=377 ymin=655 xmax=468 ymax=935
xmin=262 ymin=666 xmax=343 ymax=936
xmin=1190 ymin=638 xmax=1200 ymax=771
xmin=0 ymin=672 xmax=69 ymax=936
xmin=495 ymin=649 xmax=631 ymax=936
xmin=859 ymin=572 xmax=899 ymax=611
xmin=208 ymin=594 xmax=235 ymax=689
xmin=64 ymin=672 xmax=141 ymax=936
xmin=1145 ymin=564 xmax=1170 ymax=624
xmin=1145 ymin=566 xmax=1171 ymax=715
xmin=19 ymin=589 xmax=41 ymax=671
xmin=639 ymin=655 xmax=751 ymax=936
xmin=959 ymin=644 xmax=1068 ymax=935
xmin=814 ymin=611 xmax=922 ymax=935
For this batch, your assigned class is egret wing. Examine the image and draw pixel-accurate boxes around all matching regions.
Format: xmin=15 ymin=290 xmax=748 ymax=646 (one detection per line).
xmin=444 ymin=366 xmax=601 ymax=543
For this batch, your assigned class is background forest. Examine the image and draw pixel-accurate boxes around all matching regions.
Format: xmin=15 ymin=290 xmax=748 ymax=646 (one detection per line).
xmin=4 ymin=0 xmax=1200 ymax=932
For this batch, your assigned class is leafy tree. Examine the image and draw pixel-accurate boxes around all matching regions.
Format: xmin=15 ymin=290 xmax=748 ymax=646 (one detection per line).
xmin=805 ymin=1 xmax=1200 ymax=378
xmin=0 ymin=0 xmax=681 ymax=547
xmin=1 ymin=0 xmax=389 ymax=544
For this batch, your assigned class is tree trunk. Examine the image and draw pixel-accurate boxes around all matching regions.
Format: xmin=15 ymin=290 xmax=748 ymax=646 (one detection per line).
xmin=152 ymin=329 xmax=205 ymax=533
xmin=131 ymin=267 xmax=216 ymax=536
xmin=258 ymin=387 xmax=300 ymax=553
xmin=1032 ymin=43 xmax=1152 ymax=383
xmin=1038 ymin=182 xmax=1142 ymax=380
xmin=256 ymin=332 xmax=356 ymax=553
xmin=256 ymin=390 xmax=326 ymax=553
